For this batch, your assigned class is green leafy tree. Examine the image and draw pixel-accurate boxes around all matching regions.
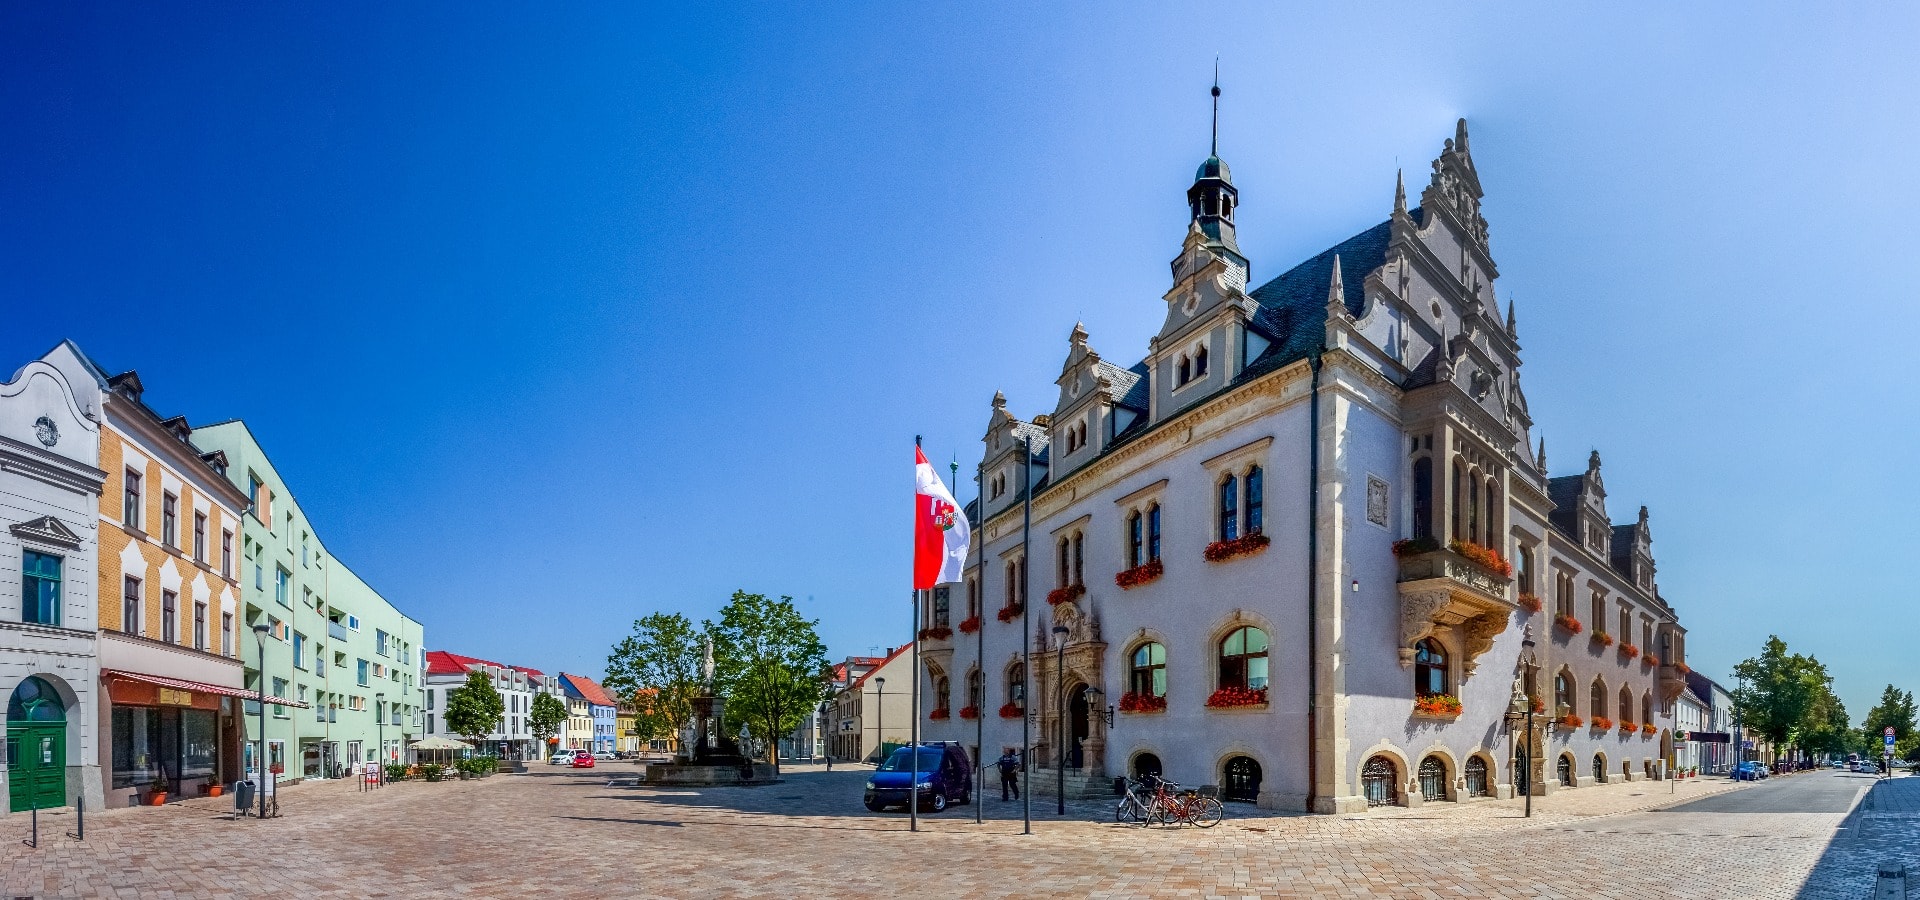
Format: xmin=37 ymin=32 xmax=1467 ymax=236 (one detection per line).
xmin=1800 ymin=688 xmax=1852 ymax=757
xmin=528 ymin=691 xmax=568 ymax=753
xmin=1731 ymin=636 xmax=1831 ymax=759
xmin=443 ymin=670 xmax=507 ymax=752
xmin=604 ymin=612 xmax=707 ymax=749
xmin=1861 ymin=684 xmax=1918 ymax=760
xmin=711 ymin=591 xmax=830 ymax=772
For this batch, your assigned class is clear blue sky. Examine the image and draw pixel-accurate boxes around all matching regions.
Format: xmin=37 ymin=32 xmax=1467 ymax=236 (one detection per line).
xmin=4 ymin=4 xmax=1914 ymax=719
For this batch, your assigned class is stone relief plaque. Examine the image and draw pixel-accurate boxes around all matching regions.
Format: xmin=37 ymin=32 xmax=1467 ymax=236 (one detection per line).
xmin=1366 ymin=474 xmax=1390 ymax=528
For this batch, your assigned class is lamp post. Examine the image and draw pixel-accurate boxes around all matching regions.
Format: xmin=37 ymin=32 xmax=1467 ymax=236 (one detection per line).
xmin=251 ymin=623 xmax=270 ymax=821
xmin=375 ymin=692 xmax=386 ymax=787
xmin=873 ymin=677 xmax=885 ymax=764
xmin=1052 ymin=624 xmax=1068 ymax=815
xmin=1504 ymin=631 xmax=1537 ymax=818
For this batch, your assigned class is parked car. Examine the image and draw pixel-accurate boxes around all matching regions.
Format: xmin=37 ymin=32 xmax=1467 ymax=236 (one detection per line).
xmin=549 ymin=751 xmax=576 ymax=766
xmin=571 ymin=751 xmax=596 ymax=769
xmin=1733 ymin=762 xmax=1769 ymax=781
xmin=594 ymin=751 xmax=616 ymax=761
xmin=864 ymin=742 xmax=972 ymax=813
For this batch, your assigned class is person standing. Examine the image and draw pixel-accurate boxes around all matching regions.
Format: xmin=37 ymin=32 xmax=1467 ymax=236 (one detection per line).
xmin=997 ymin=748 xmax=1021 ymax=800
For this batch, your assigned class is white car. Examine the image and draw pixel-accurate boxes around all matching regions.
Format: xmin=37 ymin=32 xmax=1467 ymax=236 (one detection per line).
xmin=593 ymin=751 xmax=616 ymax=761
xmin=549 ymin=751 xmax=577 ymax=766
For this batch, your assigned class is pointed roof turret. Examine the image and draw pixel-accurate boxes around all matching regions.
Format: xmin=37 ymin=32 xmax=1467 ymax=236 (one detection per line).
xmin=1393 ymin=168 xmax=1407 ymax=216
xmin=1506 ymin=296 xmax=1518 ymax=337
xmin=1185 ymin=74 xmax=1241 ymax=257
xmin=1324 ymin=254 xmax=1348 ymax=318
xmin=1536 ymin=436 xmax=1547 ymax=471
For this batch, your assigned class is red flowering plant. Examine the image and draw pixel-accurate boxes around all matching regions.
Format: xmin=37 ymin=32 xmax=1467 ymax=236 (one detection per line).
xmin=917 ymin=626 xmax=953 ymax=642
xmin=1671 ymin=661 xmax=1692 ymax=675
xmin=1559 ymin=714 xmax=1584 ymax=730
xmin=995 ymin=602 xmax=1024 ymax=623
xmin=956 ymin=615 xmax=982 ymax=635
xmin=1392 ymin=537 xmax=1441 ymax=557
xmin=997 ymin=703 xmax=1023 ymax=719
xmin=1532 ymin=696 xmax=1546 ymax=714
xmin=1045 ymin=583 xmax=1086 ymax=606
xmin=929 ymin=707 xmax=950 ymax=720
xmin=1642 ymin=723 xmax=1658 ymax=736
xmin=1554 ymin=614 xmax=1584 ymax=635
xmin=1619 ymin=643 xmax=1640 ymax=660
xmin=958 ymin=706 xmax=979 ymax=720
xmin=1205 ymin=531 xmax=1271 ymax=562
xmin=1517 ymin=593 xmax=1543 ymax=613
xmin=1413 ymin=694 xmax=1463 ymax=717
xmin=1204 ymin=686 xmax=1269 ymax=708
xmin=1590 ymin=715 xmax=1614 ymax=731
xmin=1114 ymin=559 xmax=1165 ymax=589
xmin=1591 ymin=631 xmax=1615 ymax=648
xmin=1118 ymin=692 xmax=1167 ymax=713
xmin=1447 ymin=539 xmax=1514 ymax=578
xmin=1618 ymin=720 xmax=1637 ymax=734
xmin=1643 ymin=654 xmax=1660 ymax=668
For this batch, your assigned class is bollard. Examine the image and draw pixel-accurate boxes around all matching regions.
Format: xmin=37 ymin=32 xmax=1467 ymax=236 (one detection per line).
xmin=1874 ymin=863 xmax=1906 ymax=900
xmin=66 ymin=795 xmax=84 ymax=841
xmin=22 ymin=804 xmax=36 ymax=849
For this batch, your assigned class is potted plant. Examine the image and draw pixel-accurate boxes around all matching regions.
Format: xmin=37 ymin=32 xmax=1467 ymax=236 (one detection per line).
xmin=422 ymin=763 xmax=445 ymax=782
xmin=146 ymin=787 xmax=168 ymax=806
xmin=201 ymin=778 xmax=223 ymax=798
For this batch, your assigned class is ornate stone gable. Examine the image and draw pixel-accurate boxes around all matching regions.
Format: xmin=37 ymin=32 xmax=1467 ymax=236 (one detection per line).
xmin=1422 ymin=119 xmax=1492 ymax=267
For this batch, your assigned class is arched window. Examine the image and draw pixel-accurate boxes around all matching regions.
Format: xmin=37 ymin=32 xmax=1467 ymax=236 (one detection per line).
xmin=967 ymin=668 xmax=983 ymax=710
xmin=1006 ymin=663 xmax=1025 ymax=709
xmin=1218 ymin=626 xmax=1269 ymax=691
xmin=1072 ymin=532 xmax=1084 ymax=585
xmin=1127 ymin=511 xmax=1143 ymax=568
xmin=1057 ymin=538 xmax=1070 ymax=587
xmin=931 ymin=587 xmax=949 ymax=628
xmin=1224 ymin=756 xmax=1262 ymax=803
xmin=1619 ymin=686 xmax=1634 ymax=724
xmin=1129 ymin=642 xmax=1167 ymax=698
xmin=1590 ymin=678 xmax=1607 ymax=719
xmin=966 ymin=577 xmax=979 ymax=618
xmin=1245 ymin=466 xmax=1263 ymax=534
xmin=934 ymin=675 xmax=950 ymax=713
xmin=1132 ymin=752 xmax=1163 ymax=780
xmin=1641 ymin=692 xmax=1654 ymax=726
xmin=1194 ymin=345 xmax=1209 ymax=377
xmin=1483 ymin=476 xmax=1500 ymax=545
xmin=1411 ymin=457 xmax=1433 ymax=541
xmin=1418 ymin=756 xmax=1447 ymax=801
xmin=1464 ymin=756 xmax=1490 ymax=797
xmin=1554 ymin=671 xmax=1572 ymax=714
xmin=1516 ymin=545 xmax=1534 ymax=596
xmin=1414 ymin=638 xmax=1449 ymax=696
xmin=1177 ymin=356 xmax=1192 ymax=386
xmin=1591 ymin=593 xmax=1606 ymax=634
xmin=1557 ymin=754 xmax=1574 ymax=787
xmin=1467 ymin=469 xmax=1481 ymax=545
xmin=1004 ymin=561 xmax=1017 ymax=607
xmin=1451 ymin=461 xmax=1465 ymax=539
xmin=1556 ymin=573 xmax=1574 ymax=618
xmin=1592 ymin=754 xmax=1607 ymax=783
xmin=1362 ymin=755 xmax=1398 ymax=806
xmin=6 ymin=676 xmax=65 ymax=722
xmin=1219 ymin=475 xmax=1239 ymax=540
xmin=1147 ymin=504 xmax=1162 ymax=561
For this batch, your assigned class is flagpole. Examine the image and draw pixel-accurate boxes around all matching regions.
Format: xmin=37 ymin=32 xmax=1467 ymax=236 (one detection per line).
xmin=910 ymin=436 xmax=922 ymax=835
xmin=968 ymin=459 xmax=984 ymax=827
xmin=1019 ymin=432 xmax=1033 ymax=835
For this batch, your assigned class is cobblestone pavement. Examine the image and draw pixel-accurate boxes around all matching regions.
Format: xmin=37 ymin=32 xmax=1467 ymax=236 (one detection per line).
xmin=0 ymin=764 xmax=1901 ymax=898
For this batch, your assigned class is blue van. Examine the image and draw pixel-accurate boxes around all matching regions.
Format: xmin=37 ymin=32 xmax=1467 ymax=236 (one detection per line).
xmin=864 ymin=742 xmax=972 ymax=812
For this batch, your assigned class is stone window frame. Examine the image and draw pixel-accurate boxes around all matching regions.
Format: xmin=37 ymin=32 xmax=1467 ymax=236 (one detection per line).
xmin=1114 ymin=479 xmax=1169 ymax=570
xmin=1126 ymin=639 xmax=1168 ymax=699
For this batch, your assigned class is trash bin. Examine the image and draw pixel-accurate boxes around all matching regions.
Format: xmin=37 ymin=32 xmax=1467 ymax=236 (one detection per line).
xmin=1113 ymin=776 xmax=1127 ymax=796
xmin=232 ymin=779 xmax=255 ymax=815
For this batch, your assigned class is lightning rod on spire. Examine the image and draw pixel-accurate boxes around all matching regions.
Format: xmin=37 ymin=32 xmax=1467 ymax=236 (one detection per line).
xmin=1211 ymin=57 xmax=1221 ymax=156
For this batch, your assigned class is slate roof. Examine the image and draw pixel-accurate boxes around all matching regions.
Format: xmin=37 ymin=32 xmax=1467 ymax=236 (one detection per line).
xmin=1094 ymin=359 xmax=1147 ymax=411
xmin=1238 ymin=216 xmax=1399 ymax=383
xmin=1609 ymin=523 xmax=1638 ymax=576
xmin=1546 ymin=475 xmax=1584 ymax=539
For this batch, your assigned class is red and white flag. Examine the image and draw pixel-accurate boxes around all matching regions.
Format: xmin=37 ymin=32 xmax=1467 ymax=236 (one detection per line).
xmin=914 ymin=446 xmax=970 ymax=589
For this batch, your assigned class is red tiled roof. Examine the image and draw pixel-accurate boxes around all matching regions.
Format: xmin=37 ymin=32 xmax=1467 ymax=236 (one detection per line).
xmin=846 ymin=644 xmax=911 ymax=693
xmin=559 ymin=673 xmax=617 ymax=707
xmin=427 ymin=650 xmax=545 ymax=680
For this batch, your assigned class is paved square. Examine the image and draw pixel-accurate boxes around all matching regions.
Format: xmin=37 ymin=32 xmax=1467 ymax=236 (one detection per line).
xmin=1 ymin=765 xmax=1904 ymax=898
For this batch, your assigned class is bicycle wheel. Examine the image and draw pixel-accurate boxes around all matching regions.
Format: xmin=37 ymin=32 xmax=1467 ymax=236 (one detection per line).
xmin=1114 ymin=795 xmax=1142 ymax=824
xmin=1192 ymin=797 xmax=1224 ymax=828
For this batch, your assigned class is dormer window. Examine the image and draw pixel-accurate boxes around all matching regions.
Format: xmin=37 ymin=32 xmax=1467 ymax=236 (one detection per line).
xmin=1177 ymin=356 xmax=1192 ymax=386
xmin=1194 ymin=345 xmax=1209 ymax=377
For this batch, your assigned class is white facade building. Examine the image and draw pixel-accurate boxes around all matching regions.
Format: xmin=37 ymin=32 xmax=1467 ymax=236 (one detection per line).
xmin=923 ymin=112 xmax=1690 ymax=811
xmin=424 ymin=651 xmax=556 ymax=761
xmin=825 ymin=644 xmax=916 ymax=764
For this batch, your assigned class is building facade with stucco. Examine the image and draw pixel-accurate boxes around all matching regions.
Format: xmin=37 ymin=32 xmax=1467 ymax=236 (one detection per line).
xmin=922 ymin=112 xmax=1690 ymax=812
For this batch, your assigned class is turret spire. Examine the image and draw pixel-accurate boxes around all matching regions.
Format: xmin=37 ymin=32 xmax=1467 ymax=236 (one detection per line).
xmin=1536 ymin=436 xmax=1547 ymax=471
xmin=1211 ymin=59 xmax=1221 ymax=156
xmin=1506 ymin=296 xmax=1517 ymax=336
xmin=1394 ymin=168 xmax=1407 ymax=216
xmin=1325 ymin=254 xmax=1346 ymax=316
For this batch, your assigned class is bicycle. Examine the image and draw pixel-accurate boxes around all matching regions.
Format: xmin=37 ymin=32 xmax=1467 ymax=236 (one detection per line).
xmin=1144 ymin=778 xmax=1223 ymax=827
xmin=1114 ymin=776 xmax=1153 ymax=825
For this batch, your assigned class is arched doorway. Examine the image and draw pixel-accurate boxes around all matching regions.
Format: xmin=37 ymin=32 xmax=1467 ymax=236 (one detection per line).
xmin=1465 ymin=755 xmax=1490 ymax=798
xmin=1362 ymin=755 xmax=1398 ymax=807
xmin=1417 ymin=756 xmax=1448 ymax=801
xmin=1224 ymin=755 xmax=1262 ymax=803
xmin=1132 ymin=752 xmax=1163 ymax=780
xmin=7 ymin=676 xmax=68 ymax=812
xmin=1066 ymin=685 xmax=1090 ymax=769
xmin=1513 ymin=744 xmax=1531 ymax=796
xmin=1592 ymin=754 xmax=1607 ymax=784
xmin=1557 ymin=754 xmax=1574 ymax=787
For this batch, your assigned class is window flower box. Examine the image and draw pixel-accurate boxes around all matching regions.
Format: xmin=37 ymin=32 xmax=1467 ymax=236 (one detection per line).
xmin=1391 ymin=537 xmax=1441 ymax=557
xmin=1204 ymin=686 xmax=1268 ymax=709
xmin=1619 ymin=643 xmax=1640 ymax=660
xmin=1204 ymin=532 xmax=1270 ymax=562
xmin=1618 ymin=720 xmax=1637 ymax=735
xmin=917 ymin=626 xmax=953 ymax=642
xmin=997 ymin=702 xmax=1023 ymax=720
xmin=1517 ymin=593 xmax=1543 ymax=613
xmin=1554 ymin=614 xmax=1583 ymax=635
xmin=1558 ymin=714 xmax=1584 ymax=730
xmin=1641 ymin=722 xmax=1658 ymax=736
xmin=1643 ymin=654 xmax=1660 ymax=668
xmin=1114 ymin=559 xmax=1164 ymax=589
xmin=1671 ymin=661 xmax=1691 ymax=675
xmin=1447 ymin=539 xmax=1513 ymax=578
xmin=1413 ymin=693 xmax=1463 ymax=718
xmin=1118 ymin=691 xmax=1167 ymax=713
xmin=995 ymin=603 xmax=1024 ymax=623
xmin=957 ymin=615 xmax=982 ymax=635
xmin=1591 ymin=631 xmax=1615 ymax=648
xmin=1045 ymin=583 xmax=1086 ymax=606
xmin=958 ymin=705 xmax=979 ymax=720
xmin=929 ymin=707 xmax=950 ymax=720
xmin=1590 ymin=715 xmax=1614 ymax=731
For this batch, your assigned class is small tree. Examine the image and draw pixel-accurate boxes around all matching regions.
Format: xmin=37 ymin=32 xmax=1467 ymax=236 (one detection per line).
xmin=604 ymin=612 xmax=707 ymax=748
xmin=444 ymin=670 xmax=506 ymax=753
xmin=711 ymin=591 xmax=830 ymax=772
xmin=529 ymin=692 xmax=568 ymax=753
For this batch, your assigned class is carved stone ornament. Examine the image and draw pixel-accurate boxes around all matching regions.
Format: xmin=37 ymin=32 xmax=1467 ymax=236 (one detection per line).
xmin=1461 ymin=614 xmax=1507 ymax=675
xmin=1399 ymin=590 xmax=1452 ymax=667
xmin=34 ymin=415 xmax=58 ymax=448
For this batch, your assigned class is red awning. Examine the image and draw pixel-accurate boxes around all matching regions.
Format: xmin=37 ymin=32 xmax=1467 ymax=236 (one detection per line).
xmin=102 ymin=669 xmax=312 ymax=709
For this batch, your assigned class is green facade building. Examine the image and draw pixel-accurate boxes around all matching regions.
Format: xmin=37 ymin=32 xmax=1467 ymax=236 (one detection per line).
xmin=189 ymin=421 xmax=425 ymax=781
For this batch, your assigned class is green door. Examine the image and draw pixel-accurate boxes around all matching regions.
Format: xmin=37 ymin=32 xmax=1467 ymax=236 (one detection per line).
xmin=7 ymin=676 xmax=69 ymax=813
xmin=7 ymin=724 xmax=66 ymax=812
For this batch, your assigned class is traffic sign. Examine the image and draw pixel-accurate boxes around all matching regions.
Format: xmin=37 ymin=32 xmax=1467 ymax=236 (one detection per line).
xmin=1888 ymin=727 xmax=1897 ymax=737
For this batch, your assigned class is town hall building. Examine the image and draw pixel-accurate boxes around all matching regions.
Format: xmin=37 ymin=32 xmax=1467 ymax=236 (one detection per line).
xmin=921 ymin=108 xmax=1690 ymax=812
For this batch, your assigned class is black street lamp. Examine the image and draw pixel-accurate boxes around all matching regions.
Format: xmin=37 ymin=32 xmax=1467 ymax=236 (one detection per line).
xmin=1052 ymin=624 xmax=1068 ymax=815
xmin=375 ymin=692 xmax=386 ymax=787
xmin=251 ymin=623 xmax=271 ymax=821
xmin=1504 ymin=630 xmax=1537 ymax=818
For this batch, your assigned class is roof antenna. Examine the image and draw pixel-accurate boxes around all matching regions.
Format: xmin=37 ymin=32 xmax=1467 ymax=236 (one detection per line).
xmin=1211 ymin=57 xmax=1221 ymax=156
